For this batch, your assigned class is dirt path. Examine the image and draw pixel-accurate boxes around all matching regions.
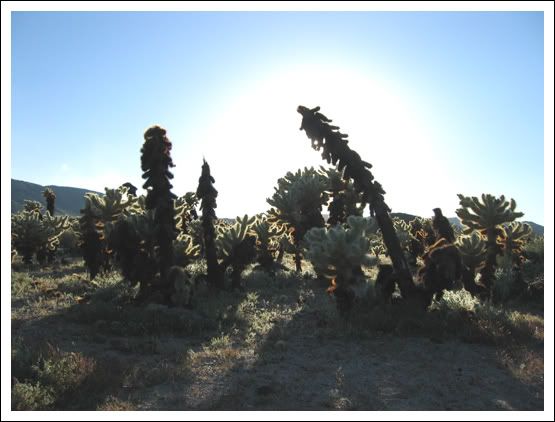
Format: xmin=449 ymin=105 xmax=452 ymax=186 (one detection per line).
xmin=135 ymin=329 xmax=542 ymax=411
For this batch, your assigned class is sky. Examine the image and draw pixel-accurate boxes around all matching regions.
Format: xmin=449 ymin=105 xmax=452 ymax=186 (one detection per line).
xmin=10 ymin=10 xmax=547 ymax=224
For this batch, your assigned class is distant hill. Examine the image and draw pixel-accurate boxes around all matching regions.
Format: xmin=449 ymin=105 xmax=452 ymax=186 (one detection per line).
xmin=448 ymin=216 xmax=542 ymax=236
xmin=11 ymin=179 xmax=102 ymax=216
xmin=523 ymin=221 xmax=544 ymax=236
xmin=390 ymin=212 xmax=419 ymax=224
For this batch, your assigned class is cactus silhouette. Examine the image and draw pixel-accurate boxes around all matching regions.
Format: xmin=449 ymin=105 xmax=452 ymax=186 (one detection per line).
xmin=141 ymin=125 xmax=178 ymax=290
xmin=120 ymin=182 xmax=138 ymax=196
xmin=297 ymin=105 xmax=415 ymax=299
xmin=217 ymin=215 xmax=257 ymax=289
xmin=500 ymin=222 xmax=532 ymax=267
xmin=417 ymin=238 xmax=464 ymax=305
xmin=42 ymin=188 xmax=56 ymax=216
xmin=79 ymin=195 xmax=105 ymax=280
xmin=252 ymin=215 xmax=287 ymax=272
xmin=456 ymin=232 xmax=488 ymax=296
xmin=456 ymin=194 xmax=523 ymax=296
xmin=109 ymin=210 xmax=158 ymax=289
xmin=320 ymin=167 xmax=364 ymax=226
xmin=196 ymin=159 xmax=224 ymax=288
xmin=432 ymin=208 xmax=455 ymax=243
xmin=11 ymin=210 xmax=68 ymax=265
xmin=267 ymin=167 xmax=327 ymax=272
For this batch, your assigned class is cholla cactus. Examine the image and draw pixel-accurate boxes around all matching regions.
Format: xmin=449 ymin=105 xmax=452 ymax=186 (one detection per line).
xmin=23 ymin=200 xmax=43 ymax=216
xmin=319 ymin=167 xmax=364 ymax=226
xmin=297 ymin=105 xmax=415 ymax=299
xmin=267 ymin=167 xmax=328 ymax=272
xmin=173 ymin=232 xmax=200 ymax=267
xmin=457 ymin=232 xmax=487 ymax=272
xmin=88 ymin=187 xmax=139 ymax=223
xmin=392 ymin=218 xmax=412 ymax=249
xmin=456 ymin=194 xmax=523 ymax=295
xmin=305 ymin=216 xmax=375 ymax=314
xmin=196 ymin=159 xmax=224 ymax=288
xmin=417 ymin=239 xmax=464 ymax=306
xmin=369 ymin=235 xmax=386 ymax=261
xmin=175 ymin=192 xmax=199 ymax=230
xmin=141 ymin=125 xmax=178 ymax=290
xmin=42 ymin=188 xmax=56 ymax=216
xmin=432 ymin=208 xmax=455 ymax=243
xmin=456 ymin=232 xmax=488 ymax=296
xmin=109 ymin=210 xmax=158 ymax=289
xmin=38 ymin=213 xmax=71 ymax=264
xmin=217 ymin=215 xmax=257 ymax=289
xmin=11 ymin=210 xmax=69 ymax=265
xmin=500 ymin=222 xmax=532 ymax=267
xmin=79 ymin=195 xmax=105 ymax=279
xmin=251 ymin=215 xmax=286 ymax=272
xmin=120 ymin=182 xmax=138 ymax=196
xmin=12 ymin=211 xmax=50 ymax=264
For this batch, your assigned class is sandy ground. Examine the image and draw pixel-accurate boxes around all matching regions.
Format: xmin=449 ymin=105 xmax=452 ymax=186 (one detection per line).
xmin=11 ymin=264 xmax=544 ymax=411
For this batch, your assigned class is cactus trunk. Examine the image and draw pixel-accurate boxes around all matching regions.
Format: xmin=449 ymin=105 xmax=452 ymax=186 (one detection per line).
xmin=374 ymin=206 xmax=416 ymax=298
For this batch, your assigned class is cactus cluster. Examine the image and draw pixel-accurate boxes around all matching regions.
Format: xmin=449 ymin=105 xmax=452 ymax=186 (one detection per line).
xmin=251 ymin=215 xmax=287 ymax=272
xmin=305 ymin=216 xmax=375 ymax=313
xmin=217 ymin=215 xmax=257 ymax=289
xmin=267 ymin=167 xmax=327 ymax=272
xmin=11 ymin=210 xmax=69 ymax=264
xmin=456 ymin=194 xmax=524 ymax=295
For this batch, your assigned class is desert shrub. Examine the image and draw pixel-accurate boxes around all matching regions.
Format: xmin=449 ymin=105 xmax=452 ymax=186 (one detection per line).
xmin=12 ymin=382 xmax=55 ymax=410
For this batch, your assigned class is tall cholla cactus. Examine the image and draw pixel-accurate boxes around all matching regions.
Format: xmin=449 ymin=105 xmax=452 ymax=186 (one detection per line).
xmin=141 ymin=125 xmax=177 ymax=287
xmin=297 ymin=106 xmax=415 ymax=299
xmin=456 ymin=194 xmax=523 ymax=295
xmin=305 ymin=216 xmax=375 ymax=314
xmin=196 ymin=159 xmax=224 ymax=288
xmin=42 ymin=188 xmax=56 ymax=216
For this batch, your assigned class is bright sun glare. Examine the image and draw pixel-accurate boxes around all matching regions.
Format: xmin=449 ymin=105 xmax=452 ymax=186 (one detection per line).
xmin=189 ymin=64 xmax=454 ymax=218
